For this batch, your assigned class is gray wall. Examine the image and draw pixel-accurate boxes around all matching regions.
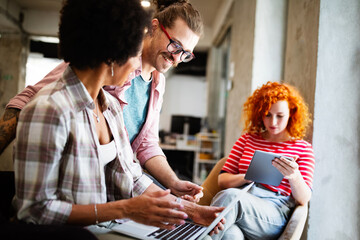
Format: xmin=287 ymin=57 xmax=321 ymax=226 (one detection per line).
xmin=0 ymin=33 xmax=28 ymax=171
xmin=308 ymin=0 xmax=360 ymax=238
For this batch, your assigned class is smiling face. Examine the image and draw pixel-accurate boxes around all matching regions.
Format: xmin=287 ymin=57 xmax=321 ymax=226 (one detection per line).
xmin=145 ymin=18 xmax=200 ymax=73
xmin=262 ymin=100 xmax=290 ymax=140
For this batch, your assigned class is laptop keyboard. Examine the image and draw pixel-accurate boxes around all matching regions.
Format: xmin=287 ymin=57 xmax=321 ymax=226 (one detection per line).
xmin=147 ymin=222 xmax=204 ymax=240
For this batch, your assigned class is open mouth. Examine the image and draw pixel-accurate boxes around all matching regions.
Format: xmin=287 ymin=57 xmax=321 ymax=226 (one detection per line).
xmin=163 ymin=54 xmax=174 ymax=65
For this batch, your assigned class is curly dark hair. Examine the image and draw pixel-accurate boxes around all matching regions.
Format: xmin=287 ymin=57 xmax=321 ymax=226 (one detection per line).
xmin=58 ymin=0 xmax=152 ymax=69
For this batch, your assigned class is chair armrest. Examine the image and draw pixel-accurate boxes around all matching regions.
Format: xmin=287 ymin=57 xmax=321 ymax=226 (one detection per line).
xmin=198 ymin=158 xmax=227 ymax=206
xmin=278 ymin=202 xmax=308 ymax=240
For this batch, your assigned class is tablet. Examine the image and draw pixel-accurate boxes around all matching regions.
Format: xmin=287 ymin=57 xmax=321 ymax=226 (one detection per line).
xmin=244 ymin=150 xmax=293 ymax=186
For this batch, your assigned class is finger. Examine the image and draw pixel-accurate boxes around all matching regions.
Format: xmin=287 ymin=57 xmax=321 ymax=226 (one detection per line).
xmin=154 ymin=198 xmax=185 ymax=210
xmin=194 ymin=191 xmax=204 ymax=200
xmin=182 ymin=195 xmax=196 ymax=203
xmin=272 ymin=162 xmax=287 ymax=175
xmin=156 ymin=208 xmax=188 ymax=220
xmin=214 ymin=207 xmax=225 ymax=213
xmin=186 ymin=182 xmax=203 ymax=191
xmin=273 ymin=158 xmax=287 ymax=167
xmin=280 ymin=157 xmax=298 ymax=169
xmin=273 ymin=159 xmax=290 ymax=171
xmin=149 ymin=212 xmax=187 ymax=226
xmin=216 ymin=222 xmax=225 ymax=231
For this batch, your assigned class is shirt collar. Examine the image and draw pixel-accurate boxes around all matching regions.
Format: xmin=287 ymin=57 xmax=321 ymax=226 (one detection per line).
xmin=63 ymin=66 xmax=109 ymax=113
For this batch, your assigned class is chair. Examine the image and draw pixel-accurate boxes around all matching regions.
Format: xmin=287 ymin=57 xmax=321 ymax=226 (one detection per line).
xmin=198 ymin=157 xmax=308 ymax=240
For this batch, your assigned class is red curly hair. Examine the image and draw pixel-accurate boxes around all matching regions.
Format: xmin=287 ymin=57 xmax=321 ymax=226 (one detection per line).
xmin=242 ymin=81 xmax=311 ymax=140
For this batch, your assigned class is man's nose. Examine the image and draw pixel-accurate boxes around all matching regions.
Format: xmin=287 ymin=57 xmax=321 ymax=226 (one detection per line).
xmin=171 ymin=52 xmax=183 ymax=63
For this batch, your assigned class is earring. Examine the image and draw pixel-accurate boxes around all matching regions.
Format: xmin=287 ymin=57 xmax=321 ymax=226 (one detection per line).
xmin=111 ymin=62 xmax=114 ymax=77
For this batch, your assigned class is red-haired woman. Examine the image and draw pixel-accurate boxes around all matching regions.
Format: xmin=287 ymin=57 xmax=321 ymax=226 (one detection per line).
xmin=210 ymin=82 xmax=315 ymax=240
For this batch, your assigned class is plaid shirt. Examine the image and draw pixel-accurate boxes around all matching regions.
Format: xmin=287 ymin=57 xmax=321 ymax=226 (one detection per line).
xmin=14 ymin=67 xmax=152 ymax=225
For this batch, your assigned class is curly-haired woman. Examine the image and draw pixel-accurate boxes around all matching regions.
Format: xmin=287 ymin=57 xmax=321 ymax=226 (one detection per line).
xmin=210 ymin=82 xmax=315 ymax=240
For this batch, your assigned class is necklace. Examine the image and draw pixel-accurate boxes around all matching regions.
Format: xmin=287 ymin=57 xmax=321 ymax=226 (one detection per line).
xmin=93 ymin=100 xmax=100 ymax=123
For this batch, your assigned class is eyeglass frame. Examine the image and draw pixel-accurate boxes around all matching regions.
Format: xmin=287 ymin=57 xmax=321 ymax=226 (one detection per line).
xmin=159 ymin=23 xmax=195 ymax=63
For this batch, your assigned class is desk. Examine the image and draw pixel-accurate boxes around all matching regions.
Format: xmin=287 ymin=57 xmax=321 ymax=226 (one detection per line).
xmin=159 ymin=143 xmax=197 ymax=151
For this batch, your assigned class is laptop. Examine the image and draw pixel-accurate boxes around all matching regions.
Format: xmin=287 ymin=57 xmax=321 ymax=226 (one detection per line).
xmin=110 ymin=183 xmax=254 ymax=240
xmin=245 ymin=150 xmax=293 ymax=186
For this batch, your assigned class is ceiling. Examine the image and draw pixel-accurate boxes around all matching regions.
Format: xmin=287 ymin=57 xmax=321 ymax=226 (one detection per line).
xmin=14 ymin=0 xmax=62 ymax=11
xmin=3 ymin=0 xmax=224 ymax=50
xmin=14 ymin=0 xmax=222 ymax=31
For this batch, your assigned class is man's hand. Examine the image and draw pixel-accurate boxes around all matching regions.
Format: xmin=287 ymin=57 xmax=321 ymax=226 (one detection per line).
xmin=144 ymin=156 xmax=203 ymax=202
xmin=122 ymin=189 xmax=188 ymax=230
xmin=170 ymin=180 xmax=203 ymax=203
xmin=190 ymin=205 xmax=225 ymax=226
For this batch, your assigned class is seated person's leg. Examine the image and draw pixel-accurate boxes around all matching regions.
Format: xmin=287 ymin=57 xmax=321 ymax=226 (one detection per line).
xmin=211 ymin=186 xmax=292 ymax=240
xmin=222 ymin=224 xmax=245 ymax=240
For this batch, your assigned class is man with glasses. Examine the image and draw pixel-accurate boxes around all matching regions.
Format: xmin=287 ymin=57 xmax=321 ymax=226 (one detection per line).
xmin=0 ymin=1 xmax=204 ymax=202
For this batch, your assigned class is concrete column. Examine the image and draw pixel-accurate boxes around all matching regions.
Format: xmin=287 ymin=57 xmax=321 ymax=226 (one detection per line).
xmin=283 ymin=0 xmax=320 ymax=143
xmin=308 ymin=0 xmax=360 ymax=238
xmin=0 ymin=32 xmax=29 ymax=170
xmin=224 ymin=0 xmax=256 ymax=154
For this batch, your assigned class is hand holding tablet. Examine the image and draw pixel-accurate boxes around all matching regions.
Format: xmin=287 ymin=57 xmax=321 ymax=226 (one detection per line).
xmin=244 ymin=150 xmax=296 ymax=186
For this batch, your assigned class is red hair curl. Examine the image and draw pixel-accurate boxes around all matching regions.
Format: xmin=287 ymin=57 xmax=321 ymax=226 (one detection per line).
xmin=242 ymin=81 xmax=311 ymax=140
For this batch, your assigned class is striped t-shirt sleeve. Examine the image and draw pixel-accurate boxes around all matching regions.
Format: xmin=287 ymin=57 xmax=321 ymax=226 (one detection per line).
xmin=222 ymin=134 xmax=248 ymax=174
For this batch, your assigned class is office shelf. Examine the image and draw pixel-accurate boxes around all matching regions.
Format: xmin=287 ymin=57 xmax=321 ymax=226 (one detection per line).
xmin=192 ymin=132 xmax=221 ymax=185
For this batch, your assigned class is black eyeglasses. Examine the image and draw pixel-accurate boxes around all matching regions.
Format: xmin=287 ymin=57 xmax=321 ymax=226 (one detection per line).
xmin=159 ymin=23 xmax=195 ymax=63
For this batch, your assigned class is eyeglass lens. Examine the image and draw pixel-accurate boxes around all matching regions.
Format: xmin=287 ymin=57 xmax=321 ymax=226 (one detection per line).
xmin=168 ymin=41 xmax=193 ymax=62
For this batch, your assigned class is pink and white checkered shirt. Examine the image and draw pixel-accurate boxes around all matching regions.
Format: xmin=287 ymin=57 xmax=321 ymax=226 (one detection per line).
xmin=14 ymin=66 xmax=152 ymax=225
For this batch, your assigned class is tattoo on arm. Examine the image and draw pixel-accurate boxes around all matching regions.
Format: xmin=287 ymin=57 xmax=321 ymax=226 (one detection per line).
xmin=3 ymin=108 xmax=20 ymax=121
xmin=0 ymin=108 xmax=21 ymax=154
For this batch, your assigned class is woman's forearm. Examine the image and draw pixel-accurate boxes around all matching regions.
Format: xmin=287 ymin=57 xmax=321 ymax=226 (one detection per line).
xmin=288 ymin=171 xmax=312 ymax=205
xmin=68 ymin=201 xmax=123 ymax=225
xmin=218 ymin=172 xmax=252 ymax=189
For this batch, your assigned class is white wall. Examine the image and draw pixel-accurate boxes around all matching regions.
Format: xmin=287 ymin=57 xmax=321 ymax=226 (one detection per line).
xmin=25 ymin=53 xmax=62 ymax=86
xmin=159 ymin=74 xmax=207 ymax=132
xmin=308 ymin=0 xmax=360 ymax=238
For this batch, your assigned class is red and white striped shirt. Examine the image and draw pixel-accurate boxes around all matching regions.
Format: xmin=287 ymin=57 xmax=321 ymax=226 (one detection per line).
xmin=222 ymin=133 xmax=315 ymax=196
